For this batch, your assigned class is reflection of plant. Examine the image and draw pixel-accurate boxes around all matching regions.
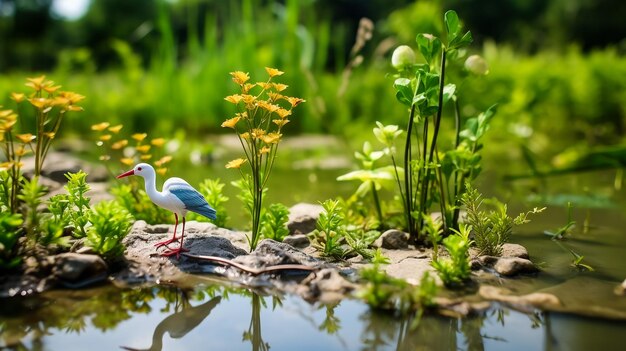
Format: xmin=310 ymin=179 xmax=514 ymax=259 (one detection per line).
xmin=462 ymin=183 xmax=544 ymax=256
xmin=223 ymin=68 xmax=304 ymax=251
xmin=242 ymin=293 xmax=270 ymax=351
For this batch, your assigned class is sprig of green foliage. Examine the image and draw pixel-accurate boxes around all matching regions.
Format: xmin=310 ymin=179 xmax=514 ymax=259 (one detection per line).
xmin=461 ymin=183 xmax=545 ymax=256
xmin=17 ymin=176 xmax=46 ymax=242
xmin=344 ymin=229 xmax=381 ymax=260
xmin=544 ymin=202 xmax=576 ymax=240
xmin=86 ymin=200 xmax=133 ymax=259
xmin=112 ymin=184 xmax=171 ymax=224
xmin=64 ymin=171 xmax=91 ymax=237
xmin=260 ymin=203 xmax=290 ymax=242
xmin=309 ymin=199 xmax=349 ymax=260
xmin=0 ymin=211 xmax=23 ymax=269
xmin=431 ymin=227 xmax=472 ymax=287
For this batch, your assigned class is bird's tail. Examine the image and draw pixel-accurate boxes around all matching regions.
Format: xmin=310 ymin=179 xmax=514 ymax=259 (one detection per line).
xmin=192 ymin=204 xmax=217 ymax=220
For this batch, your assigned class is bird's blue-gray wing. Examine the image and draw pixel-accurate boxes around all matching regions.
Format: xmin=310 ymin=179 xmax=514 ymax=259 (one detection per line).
xmin=169 ymin=184 xmax=217 ymax=220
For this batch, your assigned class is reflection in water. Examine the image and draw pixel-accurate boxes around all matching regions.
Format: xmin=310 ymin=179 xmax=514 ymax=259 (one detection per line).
xmin=242 ymin=293 xmax=270 ymax=351
xmin=121 ymin=288 xmax=222 ymax=351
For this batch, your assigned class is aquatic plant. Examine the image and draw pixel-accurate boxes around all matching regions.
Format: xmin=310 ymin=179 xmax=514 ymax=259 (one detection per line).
xmin=461 ymin=183 xmax=544 ymax=256
xmin=223 ymin=67 xmax=304 ymax=251
xmin=431 ymin=224 xmax=472 ymax=287
xmin=309 ymin=199 xmax=349 ymax=260
xmin=544 ymin=202 xmax=576 ymax=240
xmin=86 ymin=200 xmax=133 ymax=259
xmin=260 ymin=203 xmax=290 ymax=242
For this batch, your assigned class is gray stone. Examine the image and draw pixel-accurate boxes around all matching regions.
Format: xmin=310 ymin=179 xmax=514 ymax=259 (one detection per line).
xmin=53 ymin=253 xmax=108 ymax=287
xmin=287 ymin=203 xmax=324 ymax=234
xmin=501 ymin=243 xmax=529 ymax=259
xmin=373 ymin=229 xmax=409 ymax=249
xmin=494 ymin=257 xmax=538 ymax=276
xmin=233 ymin=239 xmax=323 ymax=269
xmin=283 ymin=234 xmax=310 ymax=248
xmin=479 ymin=285 xmax=560 ymax=311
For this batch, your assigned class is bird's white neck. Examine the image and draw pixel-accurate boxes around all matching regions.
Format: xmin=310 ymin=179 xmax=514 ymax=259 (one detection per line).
xmin=143 ymin=173 xmax=165 ymax=203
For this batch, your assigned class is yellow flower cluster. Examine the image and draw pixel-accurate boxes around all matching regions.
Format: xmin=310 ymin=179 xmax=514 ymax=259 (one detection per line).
xmin=91 ymin=122 xmax=172 ymax=176
xmin=223 ymin=67 xmax=305 ymax=169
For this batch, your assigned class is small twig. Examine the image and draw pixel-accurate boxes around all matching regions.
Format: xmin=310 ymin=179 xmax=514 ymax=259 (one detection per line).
xmin=181 ymin=253 xmax=318 ymax=276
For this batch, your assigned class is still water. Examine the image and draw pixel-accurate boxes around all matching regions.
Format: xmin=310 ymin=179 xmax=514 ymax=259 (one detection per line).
xmin=2 ymin=144 xmax=626 ymax=350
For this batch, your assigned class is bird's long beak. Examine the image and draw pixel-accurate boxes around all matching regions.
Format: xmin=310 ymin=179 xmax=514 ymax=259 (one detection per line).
xmin=117 ymin=169 xmax=135 ymax=179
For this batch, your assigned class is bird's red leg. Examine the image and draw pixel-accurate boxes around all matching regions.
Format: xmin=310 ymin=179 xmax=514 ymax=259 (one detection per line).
xmin=161 ymin=216 xmax=189 ymax=258
xmin=155 ymin=213 xmax=180 ymax=248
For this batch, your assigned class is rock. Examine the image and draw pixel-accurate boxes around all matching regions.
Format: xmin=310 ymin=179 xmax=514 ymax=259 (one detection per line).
xmin=233 ymin=239 xmax=323 ymax=269
xmin=297 ymin=268 xmax=356 ymax=303
xmin=283 ymin=234 xmax=310 ymax=248
xmin=501 ymin=243 xmax=529 ymax=259
xmin=494 ymin=257 xmax=538 ymax=276
xmin=373 ymin=230 xmax=409 ymax=249
xmin=53 ymin=253 xmax=108 ymax=288
xmin=22 ymin=151 xmax=107 ymax=183
xmin=287 ymin=203 xmax=324 ymax=234
xmin=479 ymin=285 xmax=561 ymax=311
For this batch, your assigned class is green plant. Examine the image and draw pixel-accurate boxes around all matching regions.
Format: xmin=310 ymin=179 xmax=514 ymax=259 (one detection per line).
xmin=309 ymin=199 xmax=349 ymax=260
xmin=17 ymin=176 xmax=46 ymax=242
xmin=544 ymin=202 xmax=576 ymax=240
xmin=86 ymin=200 xmax=133 ymax=259
xmin=187 ymin=178 xmax=229 ymax=228
xmin=0 ymin=211 xmax=23 ymax=269
xmin=222 ymin=68 xmax=304 ymax=251
xmin=64 ymin=171 xmax=91 ymax=238
xmin=344 ymin=229 xmax=381 ymax=260
xmin=431 ymin=227 xmax=472 ymax=287
xmin=462 ymin=183 xmax=544 ymax=256
xmin=260 ymin=203 xmax=290 ymax=242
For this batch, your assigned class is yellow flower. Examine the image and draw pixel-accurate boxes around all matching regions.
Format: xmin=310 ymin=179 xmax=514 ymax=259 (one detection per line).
xmin=108 ymin=124 xmax=123 ymax=133
xmin=28 ymin=97 xmax=49 ymax=109
xmin=99 ymin=134 xmax=112 ymax=141
xmin=91 ymin=122 xmax=110 ymax=131
xmin=59 ymin=91 xmax=85 ymax=104
xmin=132 ymin=133 xmax=147 ymax=142
xmin=99 ymin=155 xmax=111 ymax=161
xmin=273 ymin=118 xmax=290 ymax=127
xmin=157 ymin=167 xmax=168 ymax=176
xmin=44 ymin=132 xmax=56 ymax=139
xmin=10 ymin=93 xmax=25 ymax=103
xmin=256 ymin=101 xmax=280 ymax=113
xmin=0 ymin=161 xmax=13 ymax=170
xmin=157 ymin=155 xmax=173 ymax=165
xmin=141 ymin=154 xmax=152 ymax=161
xmin=265 ymin=67 xmax=284 ymax=77
xmin=242 ymin=83 xmax=255 ymax=93
xmin=250 ymin=128 xmax=266 ymax=138
xmin=15 ymin=146 xmax=29 ymax=157
xmin=111 ymin=140 xmax=128 ymax=150
xmin=230 ymin=71 xmax=250 ymax=85
xmin=237 ymin=112 xmax=249 ymax=119
xmin=241 ymin=94 xmax=257 ymax=107
xmin=259 ymin=146 xmax=271 ymax=155
xmin=67 ymin=105 xmax=83 ymax=112
xmin=25 ymin=76 xmax=46 ymax=91
xmin=257 ymin=82 xmax=271 ymax=90
xmin=221 ymin=116 xmax=241 ymax=129
xmin=226 ymin=158 xmax=247 ymax=169
xmin=224 ymin=94 xmax=243 ymax=104
xmin=16 ymin=133 xmax=35 ymax=143
xmin=267 ymin=92 xmax=284 ymax=102
xmin=286 ymin=96 xmax=305 ymax=108
xmin=273 ymin=83 xmax=288 ymax=92
xmin=150 ymin=138 xmax=166 ymax=147
xmin=240 ymin=132 xmax=251 ymax=140
xmin=44 ymin=85 xmax=62 ymax=94
xmin=120 ymin=158 xmax=134 ymax=166
xmin=136 ymin=145 xmax=151 ymax=153
xmin=276 ymin=108 xmax=291 ymax=119
xmin=261 ymin=132 xmax=282 ymax=144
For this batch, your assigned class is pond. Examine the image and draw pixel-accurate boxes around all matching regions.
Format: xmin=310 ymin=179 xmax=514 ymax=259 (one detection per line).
xmin=2 ymin=141 xmax=626 ymax=350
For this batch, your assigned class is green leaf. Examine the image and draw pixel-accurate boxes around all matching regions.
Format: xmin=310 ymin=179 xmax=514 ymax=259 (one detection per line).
xmin=393 ymin=78 xmax=413 ymax=106
xmin=415 ymin=33 xmax=442 ymax=65
xmin=449 ymin=31 xmax=473 ymax=50
xmin=443 ymin=84 xmax=456 ymax=103
xmin=444 ymin=10 xmax=461 ymax=39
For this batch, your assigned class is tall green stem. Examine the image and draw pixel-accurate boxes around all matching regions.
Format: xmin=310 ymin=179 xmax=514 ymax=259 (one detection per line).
xmin=403 ymin=104 xmax=417 ymax=239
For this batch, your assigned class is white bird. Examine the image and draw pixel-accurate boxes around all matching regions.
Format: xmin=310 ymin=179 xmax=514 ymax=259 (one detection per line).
xmin=117 ymin=163 xmax=217 ymax=258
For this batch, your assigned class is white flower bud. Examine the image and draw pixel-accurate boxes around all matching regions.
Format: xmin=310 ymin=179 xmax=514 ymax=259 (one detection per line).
xmin=464 ymin=55 xmax=489 ymax=75
xmin=391 ymin=45 xmax=416 ymax=70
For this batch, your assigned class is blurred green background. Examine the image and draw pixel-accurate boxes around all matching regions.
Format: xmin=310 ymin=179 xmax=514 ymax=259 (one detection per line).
xmin=0 ymin=0 xmax=625 ymax=176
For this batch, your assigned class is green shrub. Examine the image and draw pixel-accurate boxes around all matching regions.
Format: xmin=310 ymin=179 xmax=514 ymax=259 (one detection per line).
xmin=0 ymin=212 xmax=23 ymax=269
xmin=86 ymin=201 xmax=133 ymax=259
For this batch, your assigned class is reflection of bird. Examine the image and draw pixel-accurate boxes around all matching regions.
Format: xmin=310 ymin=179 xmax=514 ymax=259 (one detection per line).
xmin=120 ymin=295 xmax=222 ymax=351
xmin=117 ymin=163 xmax=217 ymax=257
